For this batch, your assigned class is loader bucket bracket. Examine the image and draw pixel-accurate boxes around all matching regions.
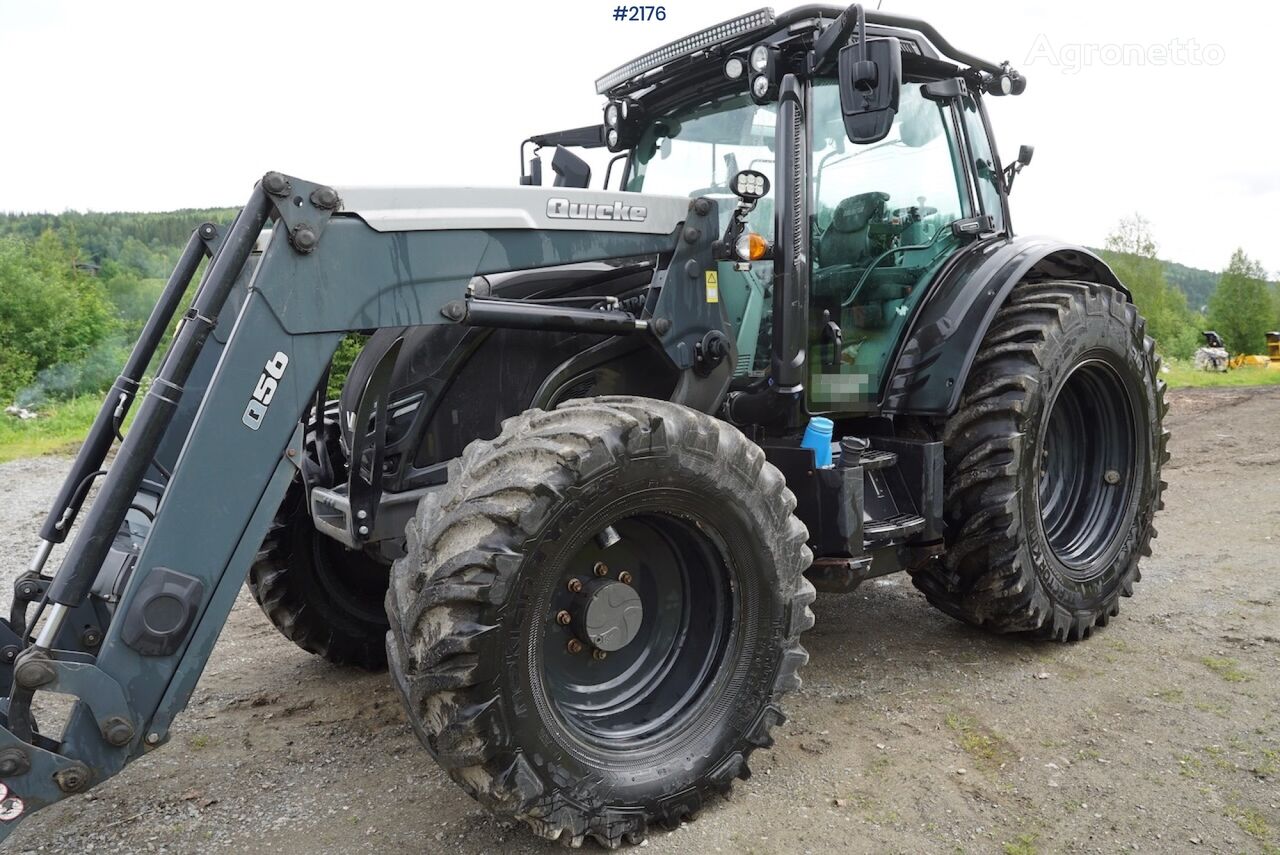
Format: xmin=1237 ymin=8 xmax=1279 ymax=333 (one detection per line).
xmin=10 ymin=650 xmax=136 ymax=746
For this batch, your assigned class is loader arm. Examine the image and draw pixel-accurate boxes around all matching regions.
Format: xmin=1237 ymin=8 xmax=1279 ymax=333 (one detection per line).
xmin=0 ymin=174 xmax=721 ymax=838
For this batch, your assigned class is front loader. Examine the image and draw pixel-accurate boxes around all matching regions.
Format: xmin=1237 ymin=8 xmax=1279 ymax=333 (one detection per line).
xmin=0 ymin=5 xmax=1167 ymax=847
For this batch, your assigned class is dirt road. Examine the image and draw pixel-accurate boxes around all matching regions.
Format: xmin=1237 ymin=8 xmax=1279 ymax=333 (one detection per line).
xmin=2 ymin=386 xmax=1277 ymax=854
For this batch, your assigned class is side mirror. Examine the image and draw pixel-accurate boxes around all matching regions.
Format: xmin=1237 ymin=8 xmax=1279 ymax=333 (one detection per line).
xmin=551 ymin=146 xmax=591 ymax=189
xmin=1003 ymin=144 xmax=1034 ymax=192
xmin=838 ymin=36 xmax=901 ymax=144
xmin=520 ymin=154 xmax=543 ymax=186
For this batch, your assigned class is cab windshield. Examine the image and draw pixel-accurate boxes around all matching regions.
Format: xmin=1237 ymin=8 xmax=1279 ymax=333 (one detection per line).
xmin=626 ymin=93 xmax=776 ymax=237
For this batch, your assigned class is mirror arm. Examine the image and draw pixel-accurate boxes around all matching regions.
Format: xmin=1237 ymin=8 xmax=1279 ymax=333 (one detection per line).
xmin=809 ymin=3 xmax=867 ymax=74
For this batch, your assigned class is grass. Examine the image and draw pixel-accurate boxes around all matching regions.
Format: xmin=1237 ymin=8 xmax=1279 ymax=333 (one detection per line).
xmin=1002 ymin=833 xmax=1039 ymax=855
xmin=0 ymin=396 xmax=102 ymax=463
xmin=1253 ymin=748 xmax=1279 ymax=778
xmin=1226 ymin=805 xmax=1272 ymax=840
xmin=1161 ymin=358 xmax=1280 ymax=388
xmin=1201 ymin=656 xmax=1252 ymax=683
xmin=945 ymin=712 xmax=1013 ymax=766
xmin=1177 ymin=753 xmax=1203 ymax=779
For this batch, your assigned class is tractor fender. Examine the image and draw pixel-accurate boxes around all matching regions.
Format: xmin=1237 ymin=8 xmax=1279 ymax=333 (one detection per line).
xmin=882 ymin=235 xmax=1126 ymax=416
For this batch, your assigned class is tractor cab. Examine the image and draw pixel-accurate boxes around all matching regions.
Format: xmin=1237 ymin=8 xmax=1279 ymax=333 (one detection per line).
xmin=526 ymin=5 xmax=1027 ymax=414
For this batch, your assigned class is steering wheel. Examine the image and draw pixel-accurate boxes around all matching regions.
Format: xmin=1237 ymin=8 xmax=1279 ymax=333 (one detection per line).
xmin=890 ymin=205 xmax=937 ymax=223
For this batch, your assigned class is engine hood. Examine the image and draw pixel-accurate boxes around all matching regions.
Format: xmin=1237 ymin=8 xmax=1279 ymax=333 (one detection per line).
xmin=335 ymin=185 xmax=691 ymax=236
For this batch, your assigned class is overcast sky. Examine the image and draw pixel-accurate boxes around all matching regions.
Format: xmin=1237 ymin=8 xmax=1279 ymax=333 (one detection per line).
xmin=1 ymin=0 xmax=1273 ymax=279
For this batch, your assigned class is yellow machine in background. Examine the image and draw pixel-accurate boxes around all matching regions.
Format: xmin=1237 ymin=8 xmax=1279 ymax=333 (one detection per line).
xmin=1226 ymin=331 xmax=1280 ymax=369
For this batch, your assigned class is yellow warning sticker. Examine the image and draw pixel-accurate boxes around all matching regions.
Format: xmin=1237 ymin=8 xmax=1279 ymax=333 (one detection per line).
xmin=705 ymin=270 xmax=719 ymax=303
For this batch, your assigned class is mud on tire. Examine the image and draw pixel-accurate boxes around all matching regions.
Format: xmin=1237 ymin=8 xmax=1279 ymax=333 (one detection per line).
xmin=385 ymin=396 xmax=814 ymax=847
xmin=911 ymin=280 xmax=1169 ymax=641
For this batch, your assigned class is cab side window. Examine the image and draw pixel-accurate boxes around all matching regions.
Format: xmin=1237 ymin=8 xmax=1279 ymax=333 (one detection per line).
xmin=961 ymin=93 xmax=1005 ymax=232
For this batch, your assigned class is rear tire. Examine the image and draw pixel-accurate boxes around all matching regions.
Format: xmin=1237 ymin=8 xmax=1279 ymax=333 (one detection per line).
xmin=385 ymin=396 xmax=814 ymax=847
xmin=911 ymin=280 xmax=1169 ymax=641
xmin=248 ymin=483 xmax=390 ymax=670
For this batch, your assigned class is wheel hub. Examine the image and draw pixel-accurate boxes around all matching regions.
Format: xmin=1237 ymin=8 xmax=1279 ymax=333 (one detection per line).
xmin=573 ymin=579 xmax=643 ymax=652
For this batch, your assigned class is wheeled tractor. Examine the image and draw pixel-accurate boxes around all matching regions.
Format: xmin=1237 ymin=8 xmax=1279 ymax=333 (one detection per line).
xmin=0 ymin=5 xmax=1167 ymax=846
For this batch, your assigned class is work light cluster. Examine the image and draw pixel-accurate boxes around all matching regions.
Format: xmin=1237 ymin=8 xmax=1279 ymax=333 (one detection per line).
xmin=594 ymin=8 xmax=776 ymax=94
xmin=723 ymin=41 xmax=780 ymax=104
xmin=602 ymin=98 xmax=642 ymax=152
xmin=733 ymin=172 xmax=766 ymax=198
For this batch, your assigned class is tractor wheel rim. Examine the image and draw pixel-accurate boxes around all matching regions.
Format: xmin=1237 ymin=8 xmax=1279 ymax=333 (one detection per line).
xmin=1036 ymin=357 xmax=1140 ymax=576
xmin=540 ymin=512 xmax=736 ymax=746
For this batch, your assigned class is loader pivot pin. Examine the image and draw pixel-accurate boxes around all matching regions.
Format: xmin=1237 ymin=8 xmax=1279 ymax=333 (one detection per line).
xmin=0 ymin=748 xmax=30 ymax=778
xmin=289 ymin=224 xmax=319 ymax=254
xmin=309 ymin=186 xmax=340 ymax=210
xmin=262 ymin=171 xmax=291 ymax=197
xmin=53 ymin=762 xmax=91 ymax=794
xmin=102 ymin=716 xmax=135 ymax=747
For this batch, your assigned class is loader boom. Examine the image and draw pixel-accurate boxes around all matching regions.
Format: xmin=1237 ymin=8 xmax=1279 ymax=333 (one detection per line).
xmin=0 ymin=175 xmax=702 ymax=838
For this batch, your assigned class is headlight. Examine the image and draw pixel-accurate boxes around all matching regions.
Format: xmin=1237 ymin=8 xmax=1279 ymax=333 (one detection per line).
xmin=604 ymin=103 xmax=620 ymax=127
xmin=749 ymin=44 xmax=770 ymax=72
xmin=607 ymin=128 xmax=620 ymax=148
xmin=751 ymin=74 xmax=771 ymax=99
xmin=724 ymin=56 xmax=745 ymax=79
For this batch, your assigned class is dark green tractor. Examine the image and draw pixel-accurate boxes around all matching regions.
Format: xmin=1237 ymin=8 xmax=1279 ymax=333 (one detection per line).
xmin=0 ymin=5 xmax=1166 ymax=847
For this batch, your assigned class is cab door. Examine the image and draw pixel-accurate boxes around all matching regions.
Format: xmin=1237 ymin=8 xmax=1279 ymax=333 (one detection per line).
xmin=807 ymin=77 xmax=975 ymax=413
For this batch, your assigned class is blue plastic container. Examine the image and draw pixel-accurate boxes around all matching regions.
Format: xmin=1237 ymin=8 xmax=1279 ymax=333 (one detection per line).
xmin=801 ymin=417 xmax=835 ymax=468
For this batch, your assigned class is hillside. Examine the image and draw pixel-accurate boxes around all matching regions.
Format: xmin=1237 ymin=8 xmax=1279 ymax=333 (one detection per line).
xmin=0 ymin=209 xmax=240 ymax=278
xmin=1161 ymin=258 xmax=1220 ymax=312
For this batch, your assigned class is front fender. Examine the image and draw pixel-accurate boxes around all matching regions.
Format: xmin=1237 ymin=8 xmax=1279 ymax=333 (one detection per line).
xmin=882 ymin=235 xmax=1126 ymax=416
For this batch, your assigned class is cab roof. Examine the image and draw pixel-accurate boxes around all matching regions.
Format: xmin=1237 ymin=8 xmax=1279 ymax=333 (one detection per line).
xmin=596 ymin=5 xmax=1010 ymax=103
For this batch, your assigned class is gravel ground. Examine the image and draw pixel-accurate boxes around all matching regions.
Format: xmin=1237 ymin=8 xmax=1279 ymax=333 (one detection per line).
xmin=1 ymin=385 xmax=1278 ymax=854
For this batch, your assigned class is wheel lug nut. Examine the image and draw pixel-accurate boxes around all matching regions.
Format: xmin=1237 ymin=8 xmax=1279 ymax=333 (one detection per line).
xmin=1104 ymin=469 xmax=1121 ymax=485
xmin=555 ymin=610 xmax=572 ymax=626
xmin=592 ymin=649 xmax=608 ymax=661
xmin=618 ymin=571 xmax=633 ymax=585
xmin=566 ymin=578 xmax=583 ymax=593
xmin=566 ymin=639 xmax=584 ymax=654
xmin=593 ymin=561 xmax=609 ymax=577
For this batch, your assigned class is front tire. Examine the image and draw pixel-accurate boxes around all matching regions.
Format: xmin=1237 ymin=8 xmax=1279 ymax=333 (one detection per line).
xmin=248 ymin=483 xmax=391 ymax=669
xmin=912 ymin=280 xmax=1169 ymax=641
xmin=385 ymin=397 xmax=814 ymax=847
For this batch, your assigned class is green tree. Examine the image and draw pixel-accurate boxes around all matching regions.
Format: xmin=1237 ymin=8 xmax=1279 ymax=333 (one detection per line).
xmin=0 ymin=210 xmax=249 ymax=405
xmin=1207 ymin=250 xmax=1270 ymax=356
xmin=0 ymin=231 xmax=117 ymax=403
xmin=1100 ymin=215 xmax=1199 ymax=358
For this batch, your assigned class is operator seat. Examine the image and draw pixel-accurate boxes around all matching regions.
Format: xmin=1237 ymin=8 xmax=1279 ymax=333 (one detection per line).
xmin=817 ymin=191 xmax=889 ymax=269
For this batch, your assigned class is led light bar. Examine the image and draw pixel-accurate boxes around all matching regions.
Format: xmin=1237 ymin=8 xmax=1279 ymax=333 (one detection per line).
xmin=595 ymin=7 xmax=777 ymax=95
